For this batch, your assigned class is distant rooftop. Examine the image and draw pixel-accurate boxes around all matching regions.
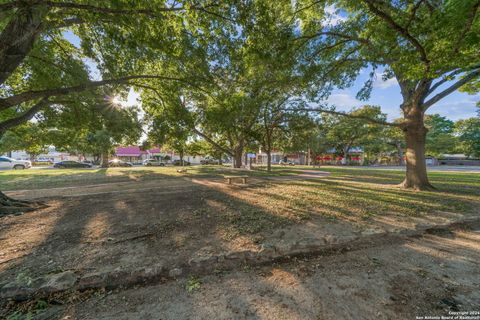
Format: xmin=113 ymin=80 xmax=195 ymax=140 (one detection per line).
xmin=115 ymin=146 xmax=165 ymax=157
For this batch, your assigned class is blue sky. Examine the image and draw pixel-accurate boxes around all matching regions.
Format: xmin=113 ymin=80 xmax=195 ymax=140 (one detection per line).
xmin=318 ymin=5 xmax=479 ymax=121
xmin=325 ymin=67 xmax=479 ymax=121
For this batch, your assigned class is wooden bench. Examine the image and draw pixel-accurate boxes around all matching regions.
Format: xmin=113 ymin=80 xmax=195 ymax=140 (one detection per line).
xmin=224 ymin=175 xmax=249 ymax=184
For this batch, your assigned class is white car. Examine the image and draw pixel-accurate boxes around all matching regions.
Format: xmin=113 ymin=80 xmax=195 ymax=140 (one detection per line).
xmin=279 ymin=159 xmax=295 ymax=166
xmin=143 ymin=159 xmax=166 ymax=167
xmin=0 ymin=156 xmax=32 ymax=170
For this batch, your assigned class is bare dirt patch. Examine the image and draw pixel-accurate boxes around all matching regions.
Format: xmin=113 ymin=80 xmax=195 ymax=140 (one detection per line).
xmin=0 ymin=177 xmax=301 ymax=289
xmin=0 ymin=171 xmax=478 ymax=307
xmin=7 ymin=223 xmax=480 ymax=320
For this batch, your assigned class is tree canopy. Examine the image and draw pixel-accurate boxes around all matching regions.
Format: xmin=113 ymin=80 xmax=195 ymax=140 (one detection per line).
xmin=293 ymin=0 xmax=480 ymax=189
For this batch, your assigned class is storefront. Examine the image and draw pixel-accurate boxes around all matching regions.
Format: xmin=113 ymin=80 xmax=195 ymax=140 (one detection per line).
xmin=115 ymin=146 xmax=145 ymax=164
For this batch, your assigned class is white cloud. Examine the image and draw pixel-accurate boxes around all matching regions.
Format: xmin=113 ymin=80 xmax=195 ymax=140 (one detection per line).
xmin=373 ymin=72 xmax=398 ymax=89
xmin=429 ymin=96 xmax=479 ymax=120
xmin=326 ymin=92 xmax=361 ymax=110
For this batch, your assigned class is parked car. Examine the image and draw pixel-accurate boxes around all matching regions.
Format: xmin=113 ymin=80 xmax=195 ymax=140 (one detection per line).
xmin=200 ymin=158 xmax=220 ymax=165
xmin=143 ymin=159 xmax=166 ymax=167
xmin=108 ymin=159 xmax=133 ymax=167
xmin=279 ymin=159 xmax=295 ymax=166
xmin=35 ymin=157 xmax=54 ymax=163
xmin=82 ymin=160 xmax=96 ymax=166
xmin=0 ymin=156 xmax=31 ymax=170
xmin=172 ymin=159 xmax=190 ymax=166
xmin=53 ymin=160 xmax=92 ymax=168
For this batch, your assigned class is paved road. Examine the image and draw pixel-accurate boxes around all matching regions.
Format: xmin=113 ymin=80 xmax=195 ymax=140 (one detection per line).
xmin=326 ymin=165 xmax=480 ymax=172
xmin=9 ymin=164 xmax=480 ymax=173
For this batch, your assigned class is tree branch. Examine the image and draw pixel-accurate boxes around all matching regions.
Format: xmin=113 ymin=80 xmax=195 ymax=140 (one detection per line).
xmin=405 ymin=0 xmax=425 ymax=30
xmin=427 ymin=69 xmax=463 ymax=96
xmin=192 ymin=127 xmax=233 ymax=156
xmin=429 ymin=64 xmax=480 ymax=96
xmin=453 ymin=0 xmax=480 ymax=53
xmin=296 ymin=31 xmax=373 ymax=46
xmin=292 ymin=0 xmax=323 ymax=16
xmin=0 ymin=99 xmax=50 ymax=133
xmin=0 ymin=1 xmax=20 ymax=12
xmin=422 ymin=69 xmax=480 ymax=109
xmin=129 ymin=83 xmax=165 ymax=103
xmin=54 ymin=17 xmax=85 ymax=28
xmin=361 ymin=0 xmax=429 ymax=64
xmin=44 ymin=1 xmax=186 ymax=16
xmin=3 ymin=1 xmax=226 ymax=21
xmin=292 ymin=107 xmax=402 ymax=127
xmin=0 ymin=75 xmax=186 ymax=110
xmin=43 ymin=1 xmax=228 ymax=21
xmin=0 ymin=4 xmax=46 ymax=85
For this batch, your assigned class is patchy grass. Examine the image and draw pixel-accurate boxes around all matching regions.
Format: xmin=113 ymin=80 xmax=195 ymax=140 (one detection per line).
xmin=185 ymin=276 xmax=202 ymax=293
xmin=1 ymin=165 xmax=478 ymax=222
xmin=0 ymin=165 xmax=478 ymax=302
xmin=206 ymin=166 xmax=480 ymax=227
xmin=0 ymin=165 xmax=295 ymax=191
xmin=191 ymin=190 xmax=291 ymax=240
xmin=189 ymin=167 xmax=479 ymax=238
xmin=269 ymin=167 xmax=480 ymax=218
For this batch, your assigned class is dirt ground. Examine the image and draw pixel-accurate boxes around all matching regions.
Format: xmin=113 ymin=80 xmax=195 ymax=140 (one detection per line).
xmin=2 ymin=173 xmax=474 ymax=289
xmin=0 ymin=174 xmax=331 ymax=286
xmin=13 ymin=221 xmax=480 ymax=320
xmin=1 ymin=170 xmax=479 ymax=319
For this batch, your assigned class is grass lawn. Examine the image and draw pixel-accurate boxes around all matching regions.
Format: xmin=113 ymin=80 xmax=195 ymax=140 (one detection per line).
xmin=269 ymin=167 xmax=479 ymax=218
xmin=1 ymin=165 xmax=478 ymax=221
xmin=0 ymin=165 xmax=478 ymax=301
xmin=0 ymin=165 xmax=297 ymax=191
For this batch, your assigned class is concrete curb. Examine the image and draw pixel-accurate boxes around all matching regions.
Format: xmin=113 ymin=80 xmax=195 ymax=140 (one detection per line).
xmin=2 ymin=216 xmax=479 ymax=302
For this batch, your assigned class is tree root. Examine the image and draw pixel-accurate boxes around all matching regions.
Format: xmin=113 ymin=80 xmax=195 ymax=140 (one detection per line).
xmin=398 ymin=180 xmax=436 ymax=191
xmin=0 ymin=192 xmax=48 ymax=216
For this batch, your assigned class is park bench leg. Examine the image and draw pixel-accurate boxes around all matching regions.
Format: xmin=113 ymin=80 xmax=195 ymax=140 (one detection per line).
xmin=242 ymin=178 xmax=247 ymax=184
xmin=228 ymin=178 xmax=232 ymax=184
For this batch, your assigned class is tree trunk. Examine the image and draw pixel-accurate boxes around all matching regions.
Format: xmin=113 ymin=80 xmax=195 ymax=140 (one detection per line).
xmin=179 ymin=151 xmax=184 ymax=166
xmin=341 ymin=147 xmax=348 ymax=165
xmin=400 ymin=110 xmax=434 ymax=190
xmin=266 ymin=149 xmax=272 ymax=172
xmin=397 ymin=143 xmax=405 ymax=166
xmin=265 ymin=130 xmax=273 ymax=171
xmin=0 ymin=5 xmax=48 ymax=85
xmin=233 ymin=147 xmax=243 ymax=168
xmin=101 ymin=152 xmax=109 ymax=168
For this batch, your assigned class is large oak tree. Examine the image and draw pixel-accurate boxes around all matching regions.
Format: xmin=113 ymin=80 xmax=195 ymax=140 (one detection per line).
xmin=296 ymin=0 xmax=480 ymax=189
xmin=0 ymin=0 xmax=225 ymax=214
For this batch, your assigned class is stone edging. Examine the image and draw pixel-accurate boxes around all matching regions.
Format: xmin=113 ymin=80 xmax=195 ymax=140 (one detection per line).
xmin=1 ymin=216 xmax=479 ymax=302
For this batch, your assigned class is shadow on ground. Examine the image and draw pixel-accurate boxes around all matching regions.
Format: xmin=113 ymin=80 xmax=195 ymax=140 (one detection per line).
xmin=0 ymin=168 xmax=479 ymax=319
xmin=12 ymin=222 xmax=480 ymax=320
